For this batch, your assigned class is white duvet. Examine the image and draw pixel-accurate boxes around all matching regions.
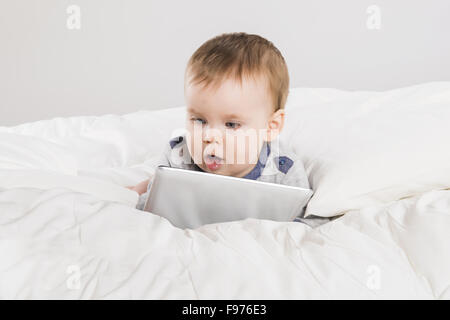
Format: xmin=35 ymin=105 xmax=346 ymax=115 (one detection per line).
xmin=1 ymin=83 xmax=449 ymax=299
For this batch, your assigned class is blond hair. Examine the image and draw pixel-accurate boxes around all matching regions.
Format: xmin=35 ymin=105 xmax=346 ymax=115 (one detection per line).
xmin=185 ymin=32 xmax=290 ymax=112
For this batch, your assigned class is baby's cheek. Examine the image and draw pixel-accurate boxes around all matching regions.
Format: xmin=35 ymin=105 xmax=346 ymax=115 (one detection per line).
xmin=229 ymin=143 xmax=243 ymax=165
xmin=187 ymin=135 xmax=203 ymax=164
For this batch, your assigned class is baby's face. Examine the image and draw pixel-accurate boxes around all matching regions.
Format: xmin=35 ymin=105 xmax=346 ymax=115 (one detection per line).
xmin=184 ymin=74 xmax=283 ymax=178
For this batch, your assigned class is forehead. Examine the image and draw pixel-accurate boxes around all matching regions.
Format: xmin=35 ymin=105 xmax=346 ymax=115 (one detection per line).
xmin=185 ymin=75 xmax=272 ymax=117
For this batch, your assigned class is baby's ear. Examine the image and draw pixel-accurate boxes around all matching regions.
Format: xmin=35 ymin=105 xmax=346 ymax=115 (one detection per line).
xmin=266 ymin=109 xmax=285 ymax=141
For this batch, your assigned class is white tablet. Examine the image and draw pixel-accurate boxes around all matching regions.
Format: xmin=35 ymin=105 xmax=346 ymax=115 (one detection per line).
xmin=143 ymin=165 xmax=313 ymax=229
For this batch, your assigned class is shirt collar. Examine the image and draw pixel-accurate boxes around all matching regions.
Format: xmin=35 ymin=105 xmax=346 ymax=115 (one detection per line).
xmin=242 ymin=140 xmax=271 ymax=180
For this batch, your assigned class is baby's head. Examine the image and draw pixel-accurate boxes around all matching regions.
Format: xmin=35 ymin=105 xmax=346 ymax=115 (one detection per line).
xmin=184 ymin=32 xmax=289 ymax=178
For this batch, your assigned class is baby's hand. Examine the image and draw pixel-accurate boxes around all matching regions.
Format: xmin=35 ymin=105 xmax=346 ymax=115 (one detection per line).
xmin=125 ymin=178 xmax=150 ymax=195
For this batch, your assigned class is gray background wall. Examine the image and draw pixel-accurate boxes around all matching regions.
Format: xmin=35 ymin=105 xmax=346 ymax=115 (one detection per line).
xmin=1 ymin=0 xmax=449 ymax=126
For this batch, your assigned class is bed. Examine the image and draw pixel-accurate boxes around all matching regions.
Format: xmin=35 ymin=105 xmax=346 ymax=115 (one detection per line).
xmin=0 ymin=82 xmax=449 ymax=299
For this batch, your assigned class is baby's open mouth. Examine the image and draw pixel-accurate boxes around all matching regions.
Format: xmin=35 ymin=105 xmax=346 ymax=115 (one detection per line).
xmin=204 ymin=154 xmax=224 ymax=171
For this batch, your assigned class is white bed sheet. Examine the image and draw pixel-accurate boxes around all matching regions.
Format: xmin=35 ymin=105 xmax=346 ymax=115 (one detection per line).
xmin=0 ymin=172 xmax=449 ymax=299
xmin=1 ymin=87 xmax=449 ymax=299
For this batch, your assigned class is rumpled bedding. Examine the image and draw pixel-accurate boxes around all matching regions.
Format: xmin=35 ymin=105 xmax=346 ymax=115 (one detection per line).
xmin=0 ymin=180 xmax=449 ymax=298
xmin=0 ymin=92 xmax=449 ymax=299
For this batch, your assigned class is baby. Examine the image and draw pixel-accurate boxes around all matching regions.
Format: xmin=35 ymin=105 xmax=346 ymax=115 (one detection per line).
xmin=129 ymin=32 xmax=328 ymax=226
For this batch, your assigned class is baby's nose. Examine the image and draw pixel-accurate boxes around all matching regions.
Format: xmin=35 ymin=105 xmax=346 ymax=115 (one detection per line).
xmin=203 ymin=127 xmax=223 ymax=144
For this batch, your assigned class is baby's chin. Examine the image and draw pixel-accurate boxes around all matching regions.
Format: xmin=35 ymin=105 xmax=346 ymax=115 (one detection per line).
xmin=196 ymin=162 xmax=229 ymax=175
xmin=197 ymin=162 xmax=252 ymax=178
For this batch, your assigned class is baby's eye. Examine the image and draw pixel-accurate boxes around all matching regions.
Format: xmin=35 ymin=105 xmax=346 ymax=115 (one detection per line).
xmin=192 ymin=118 xmax=206 ymax=125
xmin=225 ymin=122 xmax=241 ymax=129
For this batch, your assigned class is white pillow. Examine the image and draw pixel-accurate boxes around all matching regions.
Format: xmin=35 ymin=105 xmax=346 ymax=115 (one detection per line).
xmin=3 ymin=82 xmax=449 ymax=217
xmin=282 ymin=82 xmax=450 ymax=217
